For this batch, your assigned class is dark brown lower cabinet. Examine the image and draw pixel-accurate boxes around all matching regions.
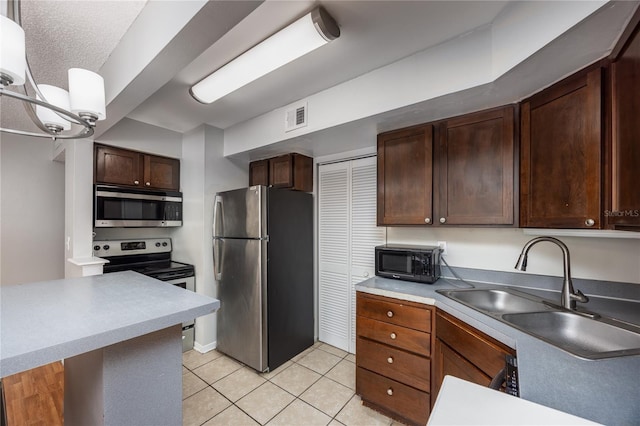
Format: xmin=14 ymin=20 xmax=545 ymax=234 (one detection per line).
xmin=356 ymin=292 xmax=434 ymax=426
xmin=432 ymin=310 xmax=515 ymax=401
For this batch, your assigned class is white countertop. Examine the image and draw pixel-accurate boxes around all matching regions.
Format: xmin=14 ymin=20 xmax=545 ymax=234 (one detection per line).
xmin=0 ymin=271 xmax=219 ymax=377
xmin=428 ymin=376 xmax=599 ymax=425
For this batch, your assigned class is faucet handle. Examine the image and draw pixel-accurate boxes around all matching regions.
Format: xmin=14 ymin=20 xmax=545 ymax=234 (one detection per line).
xmin=571 ymin=289 xmax=589 ymax=304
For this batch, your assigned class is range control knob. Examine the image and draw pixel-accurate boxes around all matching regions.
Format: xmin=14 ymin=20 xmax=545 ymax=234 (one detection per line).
xmin=156 ymin=242 xmax=161 ymax=247
xmin=162 ymin=242 xmax=168 ymax=247
xmin=93 ymin=245 xmax=100 ymax=251
xmin=103 ymin=245 xmax=110 ymax=251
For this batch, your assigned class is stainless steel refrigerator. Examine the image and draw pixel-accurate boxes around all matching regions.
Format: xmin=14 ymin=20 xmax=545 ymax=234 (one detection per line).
xmin=213 ymin=186 xmax=314 ymax=372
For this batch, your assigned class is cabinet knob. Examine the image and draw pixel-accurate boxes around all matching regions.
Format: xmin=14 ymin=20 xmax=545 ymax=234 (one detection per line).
xmin=386 ymin=310 xmax=394 ymax=318
xmin=390 ymin=332 xmax=397 ymax=340
xmin=440 ymin=217 xmax=446 ymax=224
xmin=424 ymin=217 xmax=431 ymax=224
xmin=145 ymin=182 xmax=151 ymax=186
xmin=585 ymin=218 xmax=595 ymax=227
xmin=134 ymin=180 xmax=139 ymax=185
xmin=387 ymin=388 xmax=394 ymax=396
xmin=387 ymin=357 xmax=394 ymax=364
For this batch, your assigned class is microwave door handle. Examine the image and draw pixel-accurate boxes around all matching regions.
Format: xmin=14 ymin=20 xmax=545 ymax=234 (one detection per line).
xmin=213 ymin=238 xmax=223 ymax=281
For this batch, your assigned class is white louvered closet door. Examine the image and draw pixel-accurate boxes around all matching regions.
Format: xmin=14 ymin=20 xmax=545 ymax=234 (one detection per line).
xmin=318 ymin=156 xmax=385 ymax=353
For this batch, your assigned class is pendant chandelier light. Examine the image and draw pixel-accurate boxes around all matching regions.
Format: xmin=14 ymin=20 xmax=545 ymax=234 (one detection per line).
xmin=0 ymin=0 xmax=106 ymax=140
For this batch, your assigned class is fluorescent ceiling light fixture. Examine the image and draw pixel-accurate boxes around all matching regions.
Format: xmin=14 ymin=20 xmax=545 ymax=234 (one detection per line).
xmin=190 ymin=7 xmax=340 ymax=104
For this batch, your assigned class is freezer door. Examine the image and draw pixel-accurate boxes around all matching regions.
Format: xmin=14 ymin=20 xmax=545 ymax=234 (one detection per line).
xmin=215 ymin=238 xmax=268 ymax=372
xmin=213 ymin=186 xmax=267 ymax=239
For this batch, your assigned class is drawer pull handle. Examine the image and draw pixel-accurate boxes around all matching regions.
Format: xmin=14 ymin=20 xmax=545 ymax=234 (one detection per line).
xmin=386 ymin=310 xmax=394 ymax=318
xmin=390 ymin=332 xmax=397 ymax=340
xmin=387 ymin=357 xmax=394 ymax=364
xmin=387 ymin=388 xmax=393 ymax=396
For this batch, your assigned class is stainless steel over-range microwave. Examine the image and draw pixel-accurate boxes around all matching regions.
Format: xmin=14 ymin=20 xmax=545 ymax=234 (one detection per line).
xmin=94 ymin=185 xmax=182 ymax=228
xmin=375 ymin=244 xmax=441 ymax=284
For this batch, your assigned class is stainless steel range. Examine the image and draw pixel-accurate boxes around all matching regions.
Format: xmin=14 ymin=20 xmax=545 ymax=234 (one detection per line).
xmin=93 ymin=238 xmax=195 ymax=352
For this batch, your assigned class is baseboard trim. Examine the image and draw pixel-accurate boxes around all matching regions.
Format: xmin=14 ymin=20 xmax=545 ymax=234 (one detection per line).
xmin=193 ymin=340 xmax=216 ymax=353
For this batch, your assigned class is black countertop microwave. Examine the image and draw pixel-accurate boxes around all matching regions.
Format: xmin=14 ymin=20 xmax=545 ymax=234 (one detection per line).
xmin=94 ymin=185 xmax=182 ymax=228
xmin=375 ymin=244 xmax=441 ymax=284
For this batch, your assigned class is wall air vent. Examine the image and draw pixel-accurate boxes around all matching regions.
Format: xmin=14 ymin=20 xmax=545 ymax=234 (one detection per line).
xmin=285 ymin=101 xmax=308 ymax=132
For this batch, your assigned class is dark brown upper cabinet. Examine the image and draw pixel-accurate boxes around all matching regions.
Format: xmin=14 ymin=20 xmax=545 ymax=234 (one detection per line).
xmin=377 ymin=125 xmax=433 ymax=226
xmin=95 ymin=144 xmax=180 ymax=191
xmin=249 ymin=153 xmax=313 ymax=192
xmin=608 ymin=17 xmax=640 ymax=229
xmin=520 ymin=67 xmax=603 ymax=229
xmin=249 ymin=159 xmax=269 ymax=187
xmin=435 ymin=106 xmax=516 ymax=226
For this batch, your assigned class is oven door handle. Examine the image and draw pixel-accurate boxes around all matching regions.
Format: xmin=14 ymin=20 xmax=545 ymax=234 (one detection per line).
xmin=213 ymin=238 xmax=223 ymax=281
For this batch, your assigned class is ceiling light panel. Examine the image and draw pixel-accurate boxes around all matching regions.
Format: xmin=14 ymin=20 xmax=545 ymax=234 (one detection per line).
xmin=190 ymin=7 xmax=339 ymax=104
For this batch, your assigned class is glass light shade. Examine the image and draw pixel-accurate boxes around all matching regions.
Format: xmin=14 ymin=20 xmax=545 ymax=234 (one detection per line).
xmin=0 ymin=15 xmax=26 ymax=85
xmin=68 ymin=68 xmax=106 ymax=120
xmin=191 ymin=11 xmax=330 ymax=104
xmin=36 ymin=85 xmax=71 ymax=131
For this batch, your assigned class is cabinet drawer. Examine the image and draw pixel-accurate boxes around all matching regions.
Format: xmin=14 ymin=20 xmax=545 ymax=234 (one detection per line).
xmin=357 ymin=315 xmax=430 ymax=356
xmin=357 ymin=294 xmax=431 ymax=332
xmin=357 ymin=366 xmax=430 ymax=426
xmin=356 ymin=337 xmax=430 ymax=392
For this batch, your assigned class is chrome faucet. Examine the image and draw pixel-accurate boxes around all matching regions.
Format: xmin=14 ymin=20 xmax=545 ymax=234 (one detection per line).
xmin=515 ymin=236 xmax=588 ymax=310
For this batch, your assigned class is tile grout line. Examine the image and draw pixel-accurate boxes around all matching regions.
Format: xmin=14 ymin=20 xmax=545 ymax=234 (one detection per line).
xmin=184 ymin=345 xmax=364 ymax=426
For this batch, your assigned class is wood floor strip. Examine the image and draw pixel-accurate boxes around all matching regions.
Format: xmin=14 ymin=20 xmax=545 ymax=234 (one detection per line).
xmin=2 ymin=362 xmax=64 ymax=426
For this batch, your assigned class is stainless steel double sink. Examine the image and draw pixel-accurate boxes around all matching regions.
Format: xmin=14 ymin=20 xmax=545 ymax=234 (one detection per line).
xmin=437 ymin=287 xmax=640 ymax=359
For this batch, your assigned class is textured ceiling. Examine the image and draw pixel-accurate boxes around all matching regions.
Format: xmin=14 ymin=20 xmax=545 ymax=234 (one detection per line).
xmin=1 ymin=0 xmax=147 ymax=133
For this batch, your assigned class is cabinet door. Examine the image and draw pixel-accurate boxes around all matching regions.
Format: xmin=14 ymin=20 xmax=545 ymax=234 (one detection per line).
xmin=432 ymin=338 xmax=490 ymax=399
xmin=377 ymin=125 xmax=433 ymax=225
xmin=520 ymin=68 xmax=602 ymax=228
xmin=436 ymin=106 xmax=515 ymax=225
xmin=144 ymin=155 xmax=180 ymax=191
xmin=609 ymin=28 xmax=640 ymax=228
xmin=269 ymin=154 xmax=294 ymax=188
xmin=249 ymin=159 xmax=269 ymax=186
xmin=95 ymin=144 xmax=143 ymax=187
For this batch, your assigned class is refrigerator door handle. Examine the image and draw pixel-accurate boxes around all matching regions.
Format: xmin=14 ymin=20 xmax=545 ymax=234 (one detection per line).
xmin=213 ymin=195 xmax=223 ymax=237
xmin=213 ymin=238 xmax=223 ymax=281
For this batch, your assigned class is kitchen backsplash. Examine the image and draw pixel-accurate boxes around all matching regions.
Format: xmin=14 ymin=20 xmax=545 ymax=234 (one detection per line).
xmin=386 ymin=227 xmax=640 ymax=284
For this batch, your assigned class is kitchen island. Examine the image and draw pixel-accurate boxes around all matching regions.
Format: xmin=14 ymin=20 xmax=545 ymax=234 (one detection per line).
xmin=0 ymin=271 xmax=219 ymax=426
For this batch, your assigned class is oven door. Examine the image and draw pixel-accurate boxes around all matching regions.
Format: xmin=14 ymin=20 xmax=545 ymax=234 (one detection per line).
xmin=161 ymin=275 xmax=195 ymax=352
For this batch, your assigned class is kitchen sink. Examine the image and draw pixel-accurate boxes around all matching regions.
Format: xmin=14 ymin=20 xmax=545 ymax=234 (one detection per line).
xmin=437 ymin=288 xmax=551 ymax=314
xmin=502 ymin=311 xmax=640 ymax=359
xmin=438 ymin=287 xmax=640 ymax=359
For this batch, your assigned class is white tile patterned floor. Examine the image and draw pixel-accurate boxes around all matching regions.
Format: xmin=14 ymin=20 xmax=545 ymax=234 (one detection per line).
xmin=182 ymin=342 xmax=401 ymax=426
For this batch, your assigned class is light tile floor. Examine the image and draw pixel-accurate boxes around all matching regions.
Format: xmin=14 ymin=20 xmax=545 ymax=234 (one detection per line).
xmin=182 ymin=342 xmax=400 ymax=426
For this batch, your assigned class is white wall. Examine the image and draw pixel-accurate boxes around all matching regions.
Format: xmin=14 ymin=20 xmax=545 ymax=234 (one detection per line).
xmin=387 ymin=227 xmax=640 ymax=285
xmin=172 ymin=125 xmax=248 ymax=351
xmin=96 ymin=117 xmax=182 ymax=158
xmin=0 ymin=134 xmax=65 ymax=285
